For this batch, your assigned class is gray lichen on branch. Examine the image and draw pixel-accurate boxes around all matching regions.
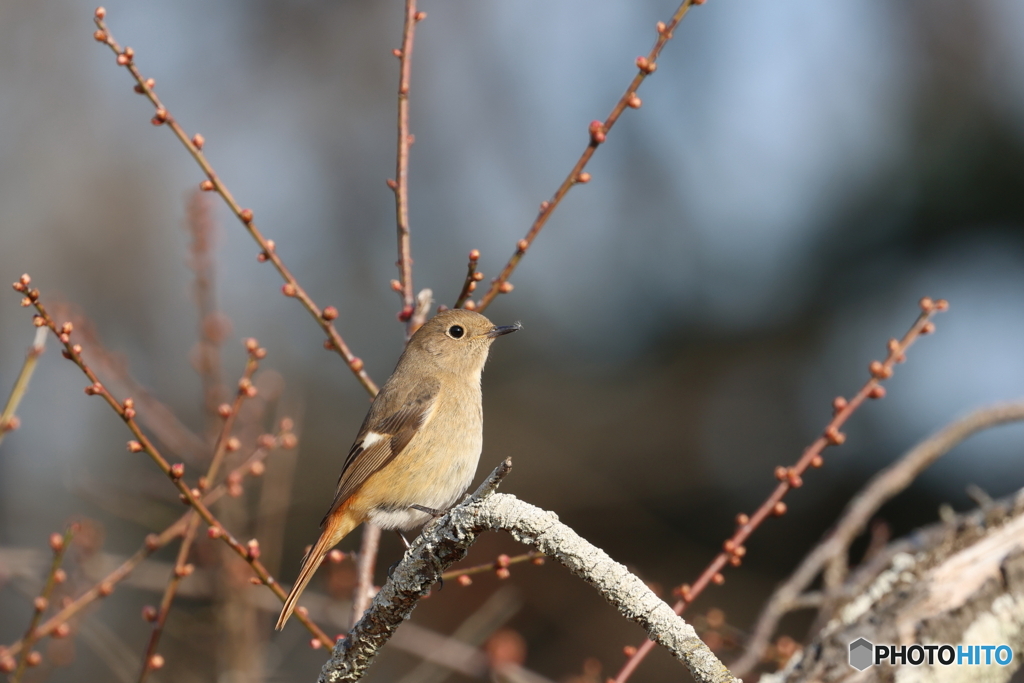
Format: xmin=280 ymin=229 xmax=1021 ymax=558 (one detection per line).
xmin=319 ymin=459 xmax=736 ymax=683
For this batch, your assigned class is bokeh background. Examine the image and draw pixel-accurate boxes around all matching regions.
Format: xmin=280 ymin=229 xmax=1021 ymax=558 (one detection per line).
xmin=2 ymin=0 xmax=1024 ymax=681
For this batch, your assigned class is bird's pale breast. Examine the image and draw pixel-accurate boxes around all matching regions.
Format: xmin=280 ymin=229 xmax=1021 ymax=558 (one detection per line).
xmin=361 ymin=379 xmax=483 ymax=530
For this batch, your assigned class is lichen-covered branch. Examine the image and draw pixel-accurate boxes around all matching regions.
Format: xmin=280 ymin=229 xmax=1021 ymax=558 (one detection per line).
xmin=318 ymin=460 xmax=735 ymax=683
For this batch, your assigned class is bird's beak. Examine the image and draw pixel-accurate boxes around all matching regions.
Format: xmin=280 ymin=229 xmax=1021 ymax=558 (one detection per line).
xmin=486 ymin=322 xmax=521 ymax=338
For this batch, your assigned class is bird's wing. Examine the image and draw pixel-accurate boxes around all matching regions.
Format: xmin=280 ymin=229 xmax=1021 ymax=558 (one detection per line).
xmin=321 ymin=379 xmax=439 ymax=526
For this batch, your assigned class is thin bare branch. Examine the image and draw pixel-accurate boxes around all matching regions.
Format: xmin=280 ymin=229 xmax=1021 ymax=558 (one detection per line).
xmin=440 ymin=551 xmax=544 ymax=583
xmin=6 ymin=526 xmax=75 ymax=680
xmin=137 ymin=513 xmax=199 ymax=681
xmin=137 ymin=348 xmax=262 ymax=682
xmin=452 ymin=250 xmax=482 ymax=310
xmin=350 ymin=524 xmax=382 ymax=629
xmin=388 ymin=0 xmax=426 ymax=330
xmin=90 ymin=10 xmax=378 ymax=396
xmin=475 ymin=0 xmax=701 ymax=312
xmin=203 ymin=353 xmax=260 ymax=489
xmin=365 ymin=0 xmax=436 ymax=605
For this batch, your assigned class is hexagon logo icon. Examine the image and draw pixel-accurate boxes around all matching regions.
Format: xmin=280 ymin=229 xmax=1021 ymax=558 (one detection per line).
xmin=849 ymin=638 xmax=874 ymax=671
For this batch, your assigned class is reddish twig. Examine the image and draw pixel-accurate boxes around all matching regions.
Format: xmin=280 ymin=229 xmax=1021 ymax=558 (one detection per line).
xmin=0 ymin=431 xmax=289 ymax=661
xmin=137 ymin=516 xmax=198 ymax=680
xmin=90 ymin=8 xmax=378 ymax=396
xmin=475 ymin=0 xmax=701 ymax=313
xmin=441 ymin=551 xmax=544 ymax=584
xmin=387 ymin=0 xmax=426 ymax=330
xmin=351 ymin=524 xmax=382 ymax=629
xmin=0 ymin=327 xmax=46 ymax=448
xmin=356 ymin=0 xmax=429 ymax=620
xmin=11 ymin=277 xmax=334 ymax=648
xmin=5 ymin=526 xmax=75 ymax=680
xmin=203 ymin=349 xmax=260 ymax=490
xmin=453 ymin=250 xmax=483 ymax=310
xmin=138 ymin=345 xmax=262 ymax=682
xmin=610 ymin=297 xmax=948 ymax=683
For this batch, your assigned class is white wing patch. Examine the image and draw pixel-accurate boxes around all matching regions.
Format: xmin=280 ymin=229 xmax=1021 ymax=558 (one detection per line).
xmin=359 ymin=432 xmax=386 ymax=450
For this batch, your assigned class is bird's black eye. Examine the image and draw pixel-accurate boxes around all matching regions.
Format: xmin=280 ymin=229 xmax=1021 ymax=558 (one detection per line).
xmin=447 ymin=324 xmax=465 ymax=339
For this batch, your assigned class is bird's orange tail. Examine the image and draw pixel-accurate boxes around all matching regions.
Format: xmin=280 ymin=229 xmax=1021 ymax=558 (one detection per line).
xmin=276 ymin=510 xmax=360 ymax=630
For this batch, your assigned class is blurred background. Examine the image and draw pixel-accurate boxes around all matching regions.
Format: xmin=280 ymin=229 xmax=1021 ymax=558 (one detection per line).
xmin=2 ymin=0 xmax=1024 ymax=681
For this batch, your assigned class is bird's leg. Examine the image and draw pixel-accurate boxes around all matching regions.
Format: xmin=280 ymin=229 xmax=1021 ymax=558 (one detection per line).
xmin=409 ymin=504 xmax=445 ymax=517
xmin=387 ymin=530 xmax=414 ymax=579
xmin=410 ymin=504 xmax=450 ymax=538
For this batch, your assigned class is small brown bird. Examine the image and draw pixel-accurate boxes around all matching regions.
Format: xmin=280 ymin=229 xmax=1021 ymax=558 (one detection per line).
xmin=275 ymin=309 xmax=519 ymax=629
